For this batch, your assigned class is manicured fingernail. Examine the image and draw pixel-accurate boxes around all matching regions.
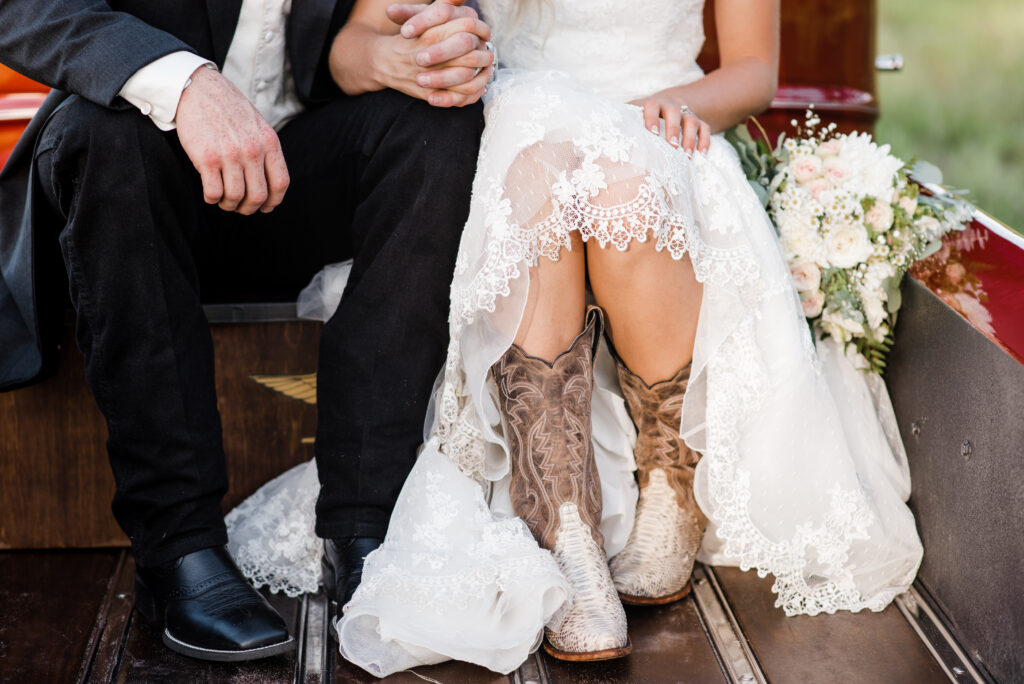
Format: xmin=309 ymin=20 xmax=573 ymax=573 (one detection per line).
xmin=650 ymin=126 xmax=659 ymax=134
xmin=669 ymin=136 xmax=679 ymax=147
xmin=417 ymin=74 xmax=430 ymax=86
xmin=402 ymin=23 xmax=414 ymax=37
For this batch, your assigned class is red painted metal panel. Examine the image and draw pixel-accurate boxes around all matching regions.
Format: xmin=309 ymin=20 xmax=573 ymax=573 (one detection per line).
xmin=910 ymin=216 xmax=1024 ymax=365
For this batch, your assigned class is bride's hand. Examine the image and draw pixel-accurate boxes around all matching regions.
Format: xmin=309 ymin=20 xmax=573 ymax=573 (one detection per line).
xmin=629 ymin=92 xmax=712 ymax=154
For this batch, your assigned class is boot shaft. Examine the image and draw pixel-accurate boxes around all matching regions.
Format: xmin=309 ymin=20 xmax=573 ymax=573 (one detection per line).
xmin=492 ymin=306 xmax=605 ymax=550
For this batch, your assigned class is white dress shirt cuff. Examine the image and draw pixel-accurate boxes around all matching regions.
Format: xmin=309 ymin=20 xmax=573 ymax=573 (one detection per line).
xmin=118 ymin=52 xmax=215 ymax=131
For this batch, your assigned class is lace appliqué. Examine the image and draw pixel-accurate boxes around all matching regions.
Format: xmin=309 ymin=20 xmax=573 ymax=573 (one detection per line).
xmin=226 ymin=462 xmax=322 ymax=597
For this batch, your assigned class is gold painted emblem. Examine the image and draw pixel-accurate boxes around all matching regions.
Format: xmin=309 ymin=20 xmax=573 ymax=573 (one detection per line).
xmin=249 ymin=373 xmax=318 ymax=405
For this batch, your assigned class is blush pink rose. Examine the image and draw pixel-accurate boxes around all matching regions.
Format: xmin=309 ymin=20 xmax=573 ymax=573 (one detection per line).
xmin=899 ymin=195 xmax=918 ymax=216
xmin=824 ymin=157 xmax=852 ymax=186
xmin=865 ymin=202 xmax=895 ymax=232
xmin=790 ymin=155 xmax=824 ymax=184
xmin=801 ymin=290 xmax=826 ymax=318
xmin=815 ymin=140 xmax=842 ymax=158
xmin=790 ymin=261 xmax=822 ymax=291
xmin=805 ymin=178 xmax=830 ymax=200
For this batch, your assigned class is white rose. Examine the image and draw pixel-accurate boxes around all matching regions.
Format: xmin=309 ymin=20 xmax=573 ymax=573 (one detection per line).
xmin=790 ymin=155 xmax=824 ymax=184
xmin=789 ymin=262 xmax=822 ymax=291
xmin=898 ymin=195 xmax=918 ymax=217
xmin=822 ymin=308 xmax=864 ymax=342
xmin=780 ymin=218 xmax=828 ymax=264
xmin=914 ymin=215 xmax=942 ymax=239
xmin=824 ymin=157 xmax=852 ymax=187
xmin=801 ymin=290 xmax=825 ymax=318
xmin=864 ymin=202 xmax=895 ymax=232
xmin=861 ymin=290 xmax=888 ymax=329
xmin=815 ymin=140 xmax=842 ymax=158
xmin=824 ymin=222 xmax=873 ymax=268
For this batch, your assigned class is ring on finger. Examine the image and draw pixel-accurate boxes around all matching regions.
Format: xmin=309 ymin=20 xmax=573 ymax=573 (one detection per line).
xmin=679 ymin=104 xmax=694 ymax=118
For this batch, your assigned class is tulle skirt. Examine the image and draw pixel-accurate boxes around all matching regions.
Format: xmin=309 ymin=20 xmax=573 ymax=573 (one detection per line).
xmin=227 ymin=68 xmax=923 ymax=678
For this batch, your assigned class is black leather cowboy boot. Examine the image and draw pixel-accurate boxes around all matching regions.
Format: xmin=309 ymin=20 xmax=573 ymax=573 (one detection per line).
xmin=321 ymin=536 xmax=384 ymax=616
xmin=134 ymin=546 xmax=294 ymax=661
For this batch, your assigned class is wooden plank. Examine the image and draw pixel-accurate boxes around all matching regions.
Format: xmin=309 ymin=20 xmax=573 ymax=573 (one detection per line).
xmin=543 ymin=598 xmax=727 ymax=684
xmin=0 ymin=551 xmax=119 ymax=683
xmin=0 ymin=321 xmax=319 ymax=549
xmin=713 ymin=565 xmax=949 ymax=684
xmin=82 ymin=551 xmax=137 ymax=683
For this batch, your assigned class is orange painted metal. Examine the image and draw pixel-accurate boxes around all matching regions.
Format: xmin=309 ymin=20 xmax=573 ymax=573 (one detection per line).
xmin=0 ymin=65 xmax=48 ymax=169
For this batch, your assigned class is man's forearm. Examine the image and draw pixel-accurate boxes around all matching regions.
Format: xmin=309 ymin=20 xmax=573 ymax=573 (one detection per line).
xmin=0 ymin=0 xmax=193 ymax=107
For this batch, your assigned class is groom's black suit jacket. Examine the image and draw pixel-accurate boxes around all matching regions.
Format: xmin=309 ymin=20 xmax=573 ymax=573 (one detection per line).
xmin=0 ymin=0 xmax=355 ymax=390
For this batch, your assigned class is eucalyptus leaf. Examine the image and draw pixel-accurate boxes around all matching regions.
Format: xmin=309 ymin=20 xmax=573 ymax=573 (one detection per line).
xmin=909 ymin=160 xmax=944 ymax=185
xmin=749 ymin=181 xmax=769 ymax=206
xmin=919 ymin=238 xmax=943 ymax=259
xmin=883 ymin=276 xmax=902 ymax=314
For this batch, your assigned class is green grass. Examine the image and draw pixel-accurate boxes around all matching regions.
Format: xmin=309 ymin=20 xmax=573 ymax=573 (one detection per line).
xmin=876 ymin=0 xmax=1024 ymax=233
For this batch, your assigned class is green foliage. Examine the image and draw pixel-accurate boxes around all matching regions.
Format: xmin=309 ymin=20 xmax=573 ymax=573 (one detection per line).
xmin=877 ymin=0 xmax=1024 ymax=233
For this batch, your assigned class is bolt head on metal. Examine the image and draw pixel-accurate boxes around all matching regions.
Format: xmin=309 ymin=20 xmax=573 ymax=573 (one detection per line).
xmin=960 ymin=440 xmax=973 ymax=460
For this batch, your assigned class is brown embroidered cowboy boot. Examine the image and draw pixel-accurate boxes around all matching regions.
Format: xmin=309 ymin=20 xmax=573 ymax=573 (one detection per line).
xmin=491 ymin=306 xmax=630 ymax=661
xmin=609 ymin=359 xmax=708 ymax=605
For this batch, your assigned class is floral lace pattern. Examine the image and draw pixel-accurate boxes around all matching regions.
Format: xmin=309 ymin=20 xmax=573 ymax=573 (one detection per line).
xmin=226 ymin=461 xmax=322 ymax=597
xmin=227 ymin=0 xmax=922 ymax=675
xmin=430 ymin=66 xmax=918 ymax=618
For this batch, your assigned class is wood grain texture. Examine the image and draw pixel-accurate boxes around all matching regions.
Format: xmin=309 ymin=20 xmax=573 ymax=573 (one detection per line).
xmin=713 ymin=565 xmax=948 ymax=684
xmin=0 ymin=321 xmax=320 ymax=549
xmin=0 ymin=550 xmax=118 ymax=683
xmin=115 ymin=589 xmax=302 ymax=683
xmin=699 ymin=0 xmax=878 ymax=135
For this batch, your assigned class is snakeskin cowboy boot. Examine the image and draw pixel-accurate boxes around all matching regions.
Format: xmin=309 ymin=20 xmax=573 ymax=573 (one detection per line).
xmin=609 ymin=359 xmax=708 ymax=605
xmin=491 ymin=306 xmax=630 ymax=661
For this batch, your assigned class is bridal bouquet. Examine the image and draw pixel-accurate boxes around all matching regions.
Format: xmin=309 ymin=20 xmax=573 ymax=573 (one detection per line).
xmin=727 ymin=109 xmax=972 ymax=374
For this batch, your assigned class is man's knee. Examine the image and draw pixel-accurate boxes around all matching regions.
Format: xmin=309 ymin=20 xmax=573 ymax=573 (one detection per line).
xmin=404 ymin=98 xmax=484 ymax=170
xmin=37 ymin=97 xmax=190 ymax=217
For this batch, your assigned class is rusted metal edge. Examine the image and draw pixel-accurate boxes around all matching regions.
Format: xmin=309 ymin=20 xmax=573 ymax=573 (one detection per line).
xmin=690 ymin=565 xmax=766 ymax=684
xmin=894 ymin=585 xmax=988 ymax=684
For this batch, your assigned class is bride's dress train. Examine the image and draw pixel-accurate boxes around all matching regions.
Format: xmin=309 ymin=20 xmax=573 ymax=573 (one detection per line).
xmin=226 ymin=0 xmax=923 ymax=676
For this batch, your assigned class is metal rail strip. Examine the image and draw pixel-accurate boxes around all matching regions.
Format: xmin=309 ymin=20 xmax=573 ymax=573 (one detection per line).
xmin=690 ymin=565 xmax=767 ymax=684
xmin=895 ymin=585 xmax=988 ymax=683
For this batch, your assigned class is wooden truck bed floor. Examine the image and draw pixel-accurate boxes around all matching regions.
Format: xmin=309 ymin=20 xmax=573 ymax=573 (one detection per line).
xmin=0 ymin=549 xmax=956 ymax=684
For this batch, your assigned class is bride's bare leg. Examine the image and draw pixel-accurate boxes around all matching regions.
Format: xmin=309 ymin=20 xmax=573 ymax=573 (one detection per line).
xmin=513 ymin=233 xmax=587 ymax=360
xmin=491 ymin=229 xmax=628 ymax=659
xmin=588 ymin=235 xmax=707 ymax=605
xmin=587 ymin=237 xmax=702 ymax=383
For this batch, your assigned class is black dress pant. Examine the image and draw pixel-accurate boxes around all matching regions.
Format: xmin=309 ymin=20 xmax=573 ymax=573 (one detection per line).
xmin=34 ymin=90 xmax=483 ymax=567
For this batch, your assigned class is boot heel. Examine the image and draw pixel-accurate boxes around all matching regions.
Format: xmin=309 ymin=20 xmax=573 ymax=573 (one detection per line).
xmin=133 ymin=575 xmax=161 ymax=624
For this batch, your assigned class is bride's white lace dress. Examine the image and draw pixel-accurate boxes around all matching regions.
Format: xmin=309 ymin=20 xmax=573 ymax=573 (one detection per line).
xmin=225 ymin=0 xmax=924 ymax=676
